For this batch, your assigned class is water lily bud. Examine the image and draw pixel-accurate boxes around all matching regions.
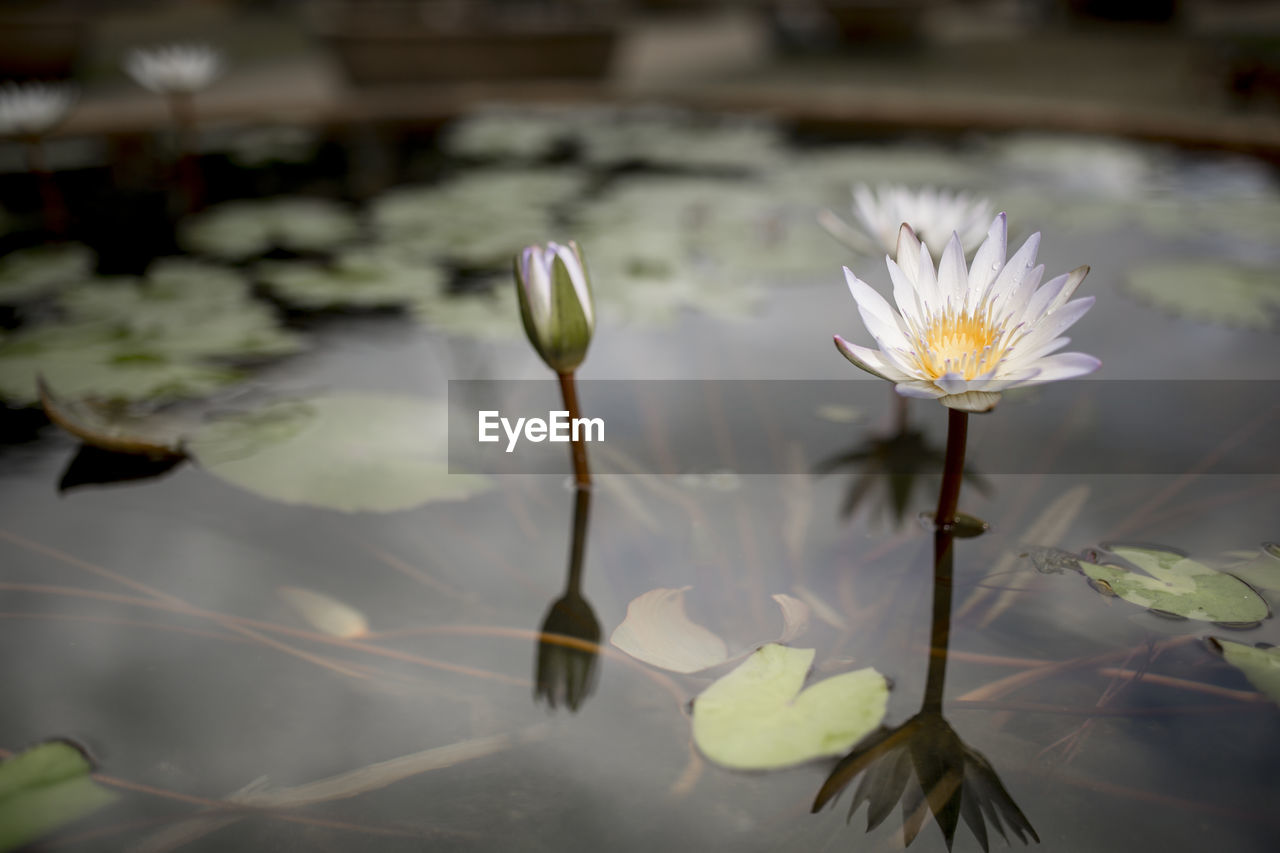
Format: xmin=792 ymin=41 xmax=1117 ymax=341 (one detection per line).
xmin=514 ymin=240 xmax=594 ymax=373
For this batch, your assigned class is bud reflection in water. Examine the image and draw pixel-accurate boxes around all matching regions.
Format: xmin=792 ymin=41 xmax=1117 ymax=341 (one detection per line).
xmin=535 ymin=487 xmax=600 ymax=712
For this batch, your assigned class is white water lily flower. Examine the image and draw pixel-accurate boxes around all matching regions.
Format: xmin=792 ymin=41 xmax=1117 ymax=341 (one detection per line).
xmin=124 ymin=43 xmax=223 ymax=95
xmin=514 ymin=241 xmax=594 ymax=373
xmin=820 ymin=183 xmax=992 ymax=256
xmin=0 ymin=81 xmax=76 ymax=137
xmin=834 ymin=213 xmax=1100 ymax=413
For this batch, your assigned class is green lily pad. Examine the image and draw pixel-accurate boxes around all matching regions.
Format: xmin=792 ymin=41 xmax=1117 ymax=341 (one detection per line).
xmin=442 ymin=107 xmax=579 ymax=161
xmin=1125 ymin=261 xmax=1280 ymax=330
xmin=58 ymin=261 xmax=304 ymax=361
xmin=1227 ymin=543 xmax=1280 ymax=593
xmin=0 ymin=740 xmax=116 ymax=852
xmin=371 ymin=170 xmax=587 ymax=270
xmin=179 ymin=198 xmax=361 ymax=261
xmin=257 ymin=249 xmax=447 ymax=310
xmin=39 ymin=379 xmax=186 ymax=458
xmin=0 ymin=243 xmax=95 ymax=304
xmin=0 ymin=323 xmax=242 ymax=406
xmin=1080 ymin=545 xmax=1270 ymax=624
xmin=187 ymin=393 xmax=491 ymax=512
xmin=691 ymin=644 xmax=889 ymax=771
xmin=1211 ymin=638 xmax=1280 ymax=706
xmin=411 ymin=283 xmax=520 ymax=340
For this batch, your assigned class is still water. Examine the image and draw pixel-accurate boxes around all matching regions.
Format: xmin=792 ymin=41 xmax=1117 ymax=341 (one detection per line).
xmin=1 ymin=109 xmax=1277 ymax=851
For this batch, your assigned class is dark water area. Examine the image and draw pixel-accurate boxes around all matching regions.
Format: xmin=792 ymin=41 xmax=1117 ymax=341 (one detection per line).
xmin=1 ymin=111 xmax=1278 ymax=851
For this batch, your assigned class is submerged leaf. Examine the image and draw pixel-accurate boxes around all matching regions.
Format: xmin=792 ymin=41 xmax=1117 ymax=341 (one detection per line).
xmin=1079 ymin=545 xmax=1269 ymax=624
xmin=609 ymin=587 xmax=728 ymax=674
xmin=1210 ymin=638 xmax=1280 ymax=706
xmin=278 ymin=586 xmax=369 ymax=638
xmin=610 ymin=588 xmax=814 ymax=674
xmin=187 ymin=393 xmax=490 ymax=512
xmin=1226 ymin=543 xmax=1280 ymax=593
xmin=0 ymin=740 xmax=116 ymax=852
xmin=692 ymin=644 xmax=888 ymax=770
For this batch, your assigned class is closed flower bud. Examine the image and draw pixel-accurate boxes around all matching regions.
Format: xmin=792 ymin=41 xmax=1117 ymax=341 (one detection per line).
xmin=514 ymin=240 xmax=594 ymax=373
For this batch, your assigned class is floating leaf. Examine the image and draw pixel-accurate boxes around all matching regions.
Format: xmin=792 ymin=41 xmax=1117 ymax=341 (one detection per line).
xmin=1226 ymin=543 xmax=1280 ymax=593
xmin=257 ymin=250 xmax=446 ymax=310
xmin=1125 ymin=261 xmax=1280 ymax=330
xmin=0 ymin=740 xmax=116 ymax=852
xmin=691 ymin=644 xmax=889 ymax=771
xmin=1210 ymin=638 xmax=1280 ymax=706
xmin=179 ymin=198 xmax=361 ymax=261
xmin=410 ymin=283 xmax=520 ymax=340
xmin=609 ymin=587 xmax=728 ymax=674
xmin=0 ymin=324 xmax=242 ymax=406
xmin=39 ymin=379 xmax=186 ymax=458
xmin=0 ymin=243 xmax=95 ymax=304
xmin=57 ymin=261 xmax=304 ymax=360
xmin=1080 ymin=545 xmax=1270 ymax=624
xmin=278 ymin=586 xmax=369 ymax=638
xmin=187 ymin=393 xmax=491 ymax=512
xmin=372 ymin=170 xmax=586 ymax=269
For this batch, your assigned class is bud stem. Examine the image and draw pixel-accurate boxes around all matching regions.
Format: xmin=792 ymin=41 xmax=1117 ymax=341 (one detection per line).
xmin=557 ymin=370 xmax=591 ymax=488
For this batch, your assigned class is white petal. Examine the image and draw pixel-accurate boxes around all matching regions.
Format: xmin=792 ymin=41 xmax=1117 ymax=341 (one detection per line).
xmin=988 ymin=231 xmax=1041 ymax=313
xmin=1011 ymin=335 xmax=1071 ymax=364
xmin=886 ymin=257 xmax=923 ymax=324
xmin=1021 ymin=351 xmax=1101 ymax=384
xmin=937 ymin=232 xmax=968 ymax=307
xmin=966 ymin=212 xmax=1007 ymax=308
xmin=834 ymin=335 xmax=912 ymax=381
xmin=941 ymin=391 xmax=1003 ymax=412
xmin=1024 ymin=265 xmax=1089 ymax=323
xmin=1003 ymin=263 xmax=1044 ymax=325
xmin=844 ymin=268 xmax=910 ymax=351
xmin=914 ymin=240 xmax=940 ymax=311
xmin=1012 ymin=296 xmax=1095 ymax=357
xmin=893 ymin=380 xmax=946 ymax=399
xmin=894 ymin=223 xmax=921 ymax=281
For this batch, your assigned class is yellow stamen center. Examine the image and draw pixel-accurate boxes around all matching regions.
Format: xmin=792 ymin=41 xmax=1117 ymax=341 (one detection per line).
xmin=909 ymin=306 xmax=1016 ymax=380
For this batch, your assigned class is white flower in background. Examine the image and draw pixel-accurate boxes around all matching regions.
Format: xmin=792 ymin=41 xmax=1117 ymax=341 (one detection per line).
xmin=0 ymin=81 xmax=76 ymax=137
xmin=834 ymin=213 xmax=1100 ymax=413
xmin=514 ymin=241 xmax=594 ymax=373
xmin=124 ymin=43 xmax=223 ymax=95
xmin=820 ymin=183 xmax=992 ymax=256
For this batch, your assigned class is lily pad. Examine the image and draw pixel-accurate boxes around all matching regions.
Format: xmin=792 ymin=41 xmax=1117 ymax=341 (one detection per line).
xmin=0 ymin=324 xmax=242 ymax=406
xmin=0 ymin=243 xmax=95 ymax=304
xmin=257 ymin=250 xmax=447 ymax=310
xmin=1210 ymin=638 xmax=1280 ymax=706
xmin=187 ymin=393 xmax=491 ymax=512
xmin=410 ymin=283 xmax=520 ymax=340
xmin=58 ymin=261 xmax=303 ymax=361
xmin=39 ymin=379 xmax=186 ymax=458
xmin=179 ymin=198 xmax=361 ymax=261
xmin=691 ymin=644 xmax=889 ymax=771
xmin=0 ymin=740 xmax=116 ymax=852
xmin=1227 ymin=543 xmax=1280 ymax=593
xmin=371 ymin=170 xmax=587 ymax=270
xmin=1125 ymin=261 xmax=1280 ymax=330
xmin=1079 ymin=545 xmax=1270 ymax=624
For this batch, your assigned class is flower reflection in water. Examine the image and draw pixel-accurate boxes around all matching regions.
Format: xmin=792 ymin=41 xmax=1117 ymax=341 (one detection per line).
xmin=814 ymin=709 xmax=1037 ymax=851
xmin=535 ymin=487 xmax=601 ymax=712
xmin=815 ymin=400 xmax=988 ymax=527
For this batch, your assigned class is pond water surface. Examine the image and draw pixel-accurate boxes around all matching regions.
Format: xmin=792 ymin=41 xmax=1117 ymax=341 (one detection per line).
xmin=0 ymin=108 xmax=1277 ymax=852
